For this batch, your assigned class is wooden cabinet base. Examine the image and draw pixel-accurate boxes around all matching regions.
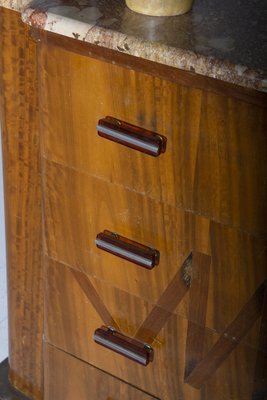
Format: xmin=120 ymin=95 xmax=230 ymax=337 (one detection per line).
xmin=44 ymin=343 xmax=158 ymax=400
xmin=0 ymin=359 xmax=30 ymax=400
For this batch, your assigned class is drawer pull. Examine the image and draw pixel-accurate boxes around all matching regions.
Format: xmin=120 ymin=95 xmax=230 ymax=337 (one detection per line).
xmin=95 ymin=230 xmax=160 ymax=269
xmin=93 ymin=326 xmax=154 ymax=366
xmin=97 ymin=116 xmax=167 ymax=156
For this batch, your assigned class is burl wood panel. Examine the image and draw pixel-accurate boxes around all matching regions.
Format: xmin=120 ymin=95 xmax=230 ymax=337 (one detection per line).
xmin=44 ymin=257 xmax=265 ymax=400
xmin=43 ymin=160 xmax=267 ymax=345
xmin=44 ymin=343 xmax=158 ymax=400
xmin=39 ymin=42 xmax=267 ymax=238
xmin=0 ymin=8 xmax=43 ymax=399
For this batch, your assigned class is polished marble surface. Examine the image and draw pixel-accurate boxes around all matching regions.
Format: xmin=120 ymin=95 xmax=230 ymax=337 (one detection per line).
xmin=1 ymin=0 xmax=267 ymax=91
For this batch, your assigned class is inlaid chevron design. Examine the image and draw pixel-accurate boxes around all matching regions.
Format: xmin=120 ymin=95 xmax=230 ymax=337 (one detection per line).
xmin=185 ymin=279 xmax=267 ymax=393
xmin=135 ymin=252 xmax=194 ymax=343
xmin=70 ymin=252 xmax=266 ymax=396
xmin=71 ymin=252 xmax=196 ymax=344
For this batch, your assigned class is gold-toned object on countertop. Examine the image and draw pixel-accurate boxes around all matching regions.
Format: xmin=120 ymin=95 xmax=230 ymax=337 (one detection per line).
xmin=125 ymin=0 xmax=193 ymax=16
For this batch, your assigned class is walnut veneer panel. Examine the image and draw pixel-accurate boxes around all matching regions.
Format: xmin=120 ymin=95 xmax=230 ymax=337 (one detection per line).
xmin=39 ymin=42 xmax=267 ymax=238
xmin=43 ymin=160 xmax=267 ymax=344
xmin=44 ymin=257 xmax=265 ymax=400
xmin=44 ymin=343 xmax=158 ymax=400
xmin=0 ymin=8 xmax=43 ymax=399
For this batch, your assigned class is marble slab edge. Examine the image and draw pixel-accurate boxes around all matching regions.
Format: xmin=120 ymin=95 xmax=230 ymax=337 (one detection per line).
xmin=1 ymin=0 xmax=267 ymax=93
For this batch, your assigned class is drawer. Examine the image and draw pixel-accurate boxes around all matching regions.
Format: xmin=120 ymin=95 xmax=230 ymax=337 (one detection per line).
xmin=44 ymin=257 xmax=266 ymax=400
xmin=40 ymin=44 xmax=267 ymax=237
xmin=44 ymin=342 xmax=158 ymax=400
xmin=43 ymin=159 xmax=267 ymax=340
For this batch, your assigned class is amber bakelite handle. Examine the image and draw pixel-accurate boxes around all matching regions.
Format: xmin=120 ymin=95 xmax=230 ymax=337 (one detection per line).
xmin=97 ymin=116 xmax=167 ymax=156
xmin=93 ymin=326 xmax=154 ymax=366
xmin=95 ymin=230 xmax=160 ymax=269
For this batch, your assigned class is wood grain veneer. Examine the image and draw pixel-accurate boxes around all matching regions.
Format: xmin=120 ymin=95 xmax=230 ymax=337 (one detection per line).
xmin=35 ymin=28 xmax=267 ymax=108
xmin=44 ymin=257 xmax=264 ymax=400
xmin=185 ymin=280 xmax=266 ymax=389
xmin=39 ymin=42 xmax=267 ymax=238
xmin=0 ymin=8 xmax=43 ymax=399
xmin=252 ymin=286 xmax=267 ymax=399
xmin=1 ymin=9 xmax=266 ymax=399
xmin=43 ymin=159 xmax=267 ymax=346
xmin=44 ymin=343 xmax=158 ymax=400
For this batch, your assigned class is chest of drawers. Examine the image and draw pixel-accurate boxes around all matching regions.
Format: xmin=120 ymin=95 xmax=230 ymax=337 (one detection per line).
xmin=40 ymin=34 xmax=267 ymax=400
xmin=1 ymin=7 xmax=267 ymax=400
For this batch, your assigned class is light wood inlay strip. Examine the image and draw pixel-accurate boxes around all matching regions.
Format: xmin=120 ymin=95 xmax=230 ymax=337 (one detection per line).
xmin=185 ymin=280 xmax=266 ymax=389
xmin=71 ymin=269 xmax=119 ymax=330
xmin=184 ymin=252 xmax=211 ymax=378
xmin=252 ymin=282 xmax=267 ymax=400
xmin=135 ymin=253 xmax=192 ymax=343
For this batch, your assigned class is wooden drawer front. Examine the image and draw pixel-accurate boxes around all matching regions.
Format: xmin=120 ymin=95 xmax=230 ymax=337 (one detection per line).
xmin=45 ymin=258 xmax=265 ymax=400
xmin=43 ymin=160 xmax=267 ymax=342
xmin=44 ymin=343 xmax=158 ymax=400
xmin=40 ymin=44 xmax=267 ymax=237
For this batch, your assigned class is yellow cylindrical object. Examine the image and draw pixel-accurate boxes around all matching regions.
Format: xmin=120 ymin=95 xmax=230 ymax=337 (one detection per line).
xmin=125 ymin=0 xmax=193 ymax=16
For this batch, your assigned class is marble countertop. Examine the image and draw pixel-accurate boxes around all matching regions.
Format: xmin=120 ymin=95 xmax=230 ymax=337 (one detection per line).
xmin=1 ymin=0 xmax=267 ymax=92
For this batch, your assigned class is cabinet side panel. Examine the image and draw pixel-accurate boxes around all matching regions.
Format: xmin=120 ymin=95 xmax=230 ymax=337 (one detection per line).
xmin=0 ymin=8 xmax=43 ymax=399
